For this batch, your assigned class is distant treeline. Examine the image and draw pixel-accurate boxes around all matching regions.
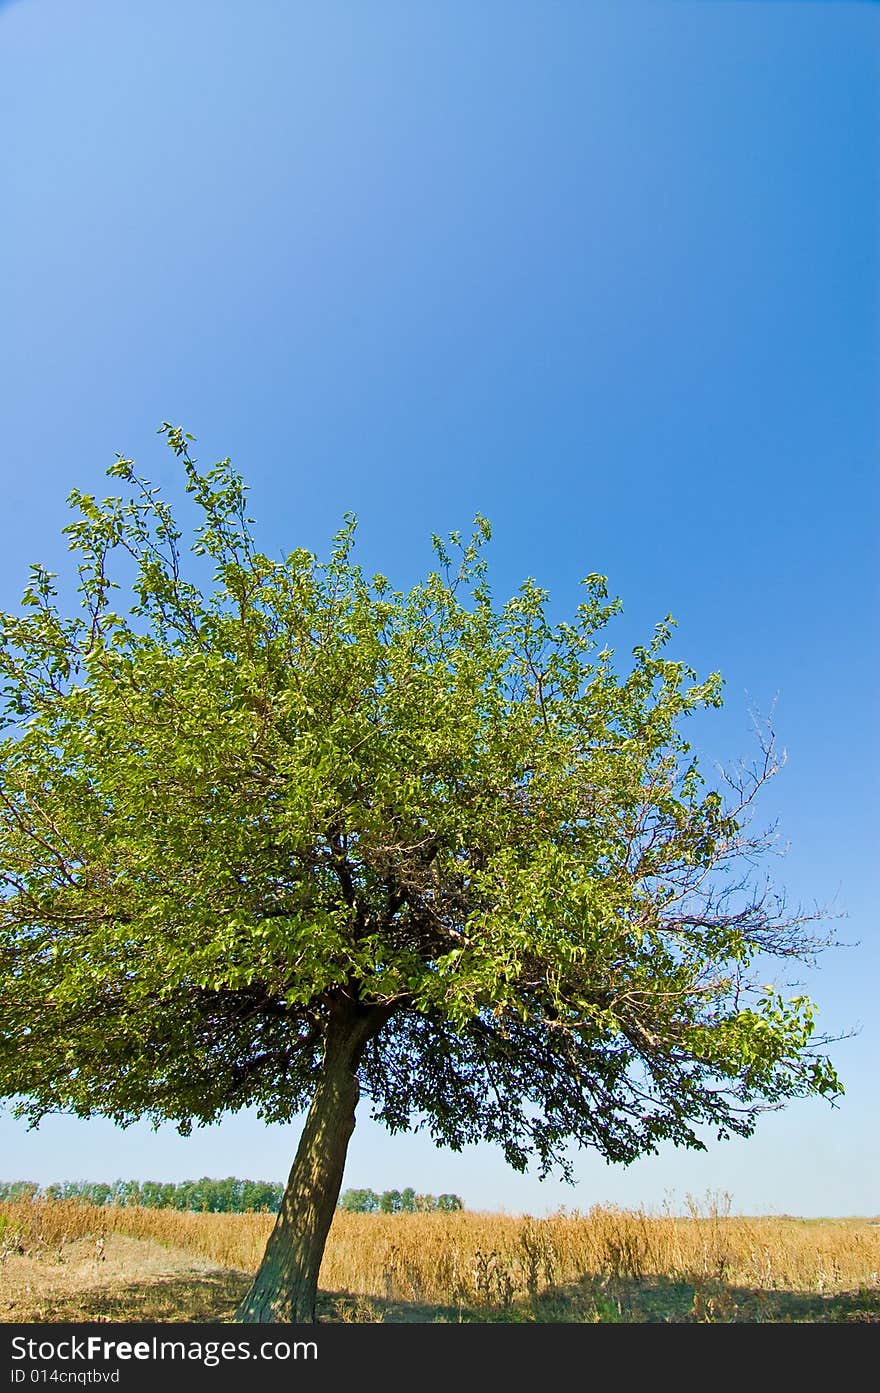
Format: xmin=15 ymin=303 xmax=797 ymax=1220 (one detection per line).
xmin=339 ymin=1188 xmax=463 ymax=1212
xmin=0 ymin=1179 xmax=282 ymax=1212
xmin=0 ymin=1180 xmax=465 ymax=1214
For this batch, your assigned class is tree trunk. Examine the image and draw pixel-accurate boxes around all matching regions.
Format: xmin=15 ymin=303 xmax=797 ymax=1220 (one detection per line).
xmin=235 ymin=1004 xmax=378 ymax=1323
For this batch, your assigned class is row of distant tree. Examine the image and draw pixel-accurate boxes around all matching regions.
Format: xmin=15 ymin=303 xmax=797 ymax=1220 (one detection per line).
xmin=0 ymin=1179 xmax=465 ymax=1214
xmin=338 ymin=1188 xmax=463 ymax=1212
xmin=0 ymin=1179 xmax=284 ymax=1212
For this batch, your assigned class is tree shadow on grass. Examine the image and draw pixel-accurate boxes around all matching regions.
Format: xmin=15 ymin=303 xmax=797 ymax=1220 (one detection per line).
xmin=492 ymin=1276 xmax=880 ymax=1324
xmin=10 ymin=1271 xmax=880 ymax=1325
xmin=11 ymin=1271 xmax=251 ymax=1324
xmin=318 ymin=1277 xmax=880 ymax=1324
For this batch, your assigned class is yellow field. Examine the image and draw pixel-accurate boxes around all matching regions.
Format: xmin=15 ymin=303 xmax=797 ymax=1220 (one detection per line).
xmin=2 ymin=1196 xmax=878 ymax=1322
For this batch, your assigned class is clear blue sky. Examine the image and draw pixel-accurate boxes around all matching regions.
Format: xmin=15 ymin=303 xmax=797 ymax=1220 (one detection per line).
xmin=1 ymin=0 xmax=877 ymax=1216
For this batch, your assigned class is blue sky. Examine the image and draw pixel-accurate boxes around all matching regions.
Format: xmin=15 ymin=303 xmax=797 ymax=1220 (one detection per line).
xmin=1 ymin=0 xmax=877 ymax=1216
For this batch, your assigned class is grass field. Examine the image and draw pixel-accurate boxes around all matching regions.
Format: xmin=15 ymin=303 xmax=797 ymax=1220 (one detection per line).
xmin=1 ymin=1196 xmax=878 ymax=1322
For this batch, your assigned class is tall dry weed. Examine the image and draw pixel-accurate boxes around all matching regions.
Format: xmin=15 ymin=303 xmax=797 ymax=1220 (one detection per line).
xmin=2 ymin=1196 xmax=878 ymax=1309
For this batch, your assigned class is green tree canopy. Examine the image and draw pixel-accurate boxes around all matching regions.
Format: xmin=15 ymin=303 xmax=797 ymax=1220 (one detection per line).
xmin=0 ymin=428 xmax=840 ymax=1319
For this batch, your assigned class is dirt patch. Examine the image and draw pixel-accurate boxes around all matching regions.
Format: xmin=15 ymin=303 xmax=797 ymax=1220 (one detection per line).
xmin=0 ymin=1234 xmax=250 ymax=1322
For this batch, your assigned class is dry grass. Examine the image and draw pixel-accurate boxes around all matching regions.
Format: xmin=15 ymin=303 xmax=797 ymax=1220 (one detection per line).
xmin=2 ymin=1195 xmax=879 ymax=1322
xmin=0 ymin=1232 xmax=248 ymax=1323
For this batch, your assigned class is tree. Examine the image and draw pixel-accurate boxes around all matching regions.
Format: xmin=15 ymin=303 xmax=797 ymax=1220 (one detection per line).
xmin=0 ymin=427 xmax=840 ymax=1321
xmin=339 ymin=1187 xmax=380 ymax=1213
xmin=437 ymin=1193 xmax=464 ymax=1213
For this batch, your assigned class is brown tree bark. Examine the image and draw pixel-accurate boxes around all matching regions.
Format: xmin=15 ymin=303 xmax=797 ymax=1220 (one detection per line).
xmin=235 ymin=1001 xmax=384 ymax=1323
